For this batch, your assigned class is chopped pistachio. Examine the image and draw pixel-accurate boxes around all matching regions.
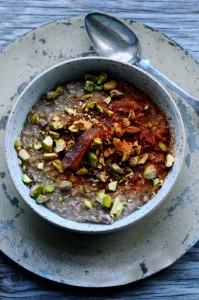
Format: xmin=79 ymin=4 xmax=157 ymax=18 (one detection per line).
xmin=111 ymin=163 xmax=124 ymax=174
xmin=65 ymin=107 xmax=76 ymax=116
xmin=83 ymin=199 xmax=93 ymax=210
xmin=54 ymin=139 xmax=66 ymax=153
xmin=43 ymin=153 xmax=58 ymax=160
xmin=143 ymin=165 xmax=157 ymax=179
xmin=102 ymin=195 xmax=112 ymax=208
xmin=76 ymin=167 xmax=88 ymax=175
xmin=59 ymin=196 xmax=63 ymax=201
xmin=46 ymin=86 xmax=64 ymax=99
xmin=110 ymin=197 xmax=124 ymax=217
xmin=36 ymin=194 xmax=50 ymax=204
xmin=153 ymin=178 xmax=160 ymax=186
xmin=97 ymin=72 xmax=107 ymax=84
xmin=110 ymin=89 xmax=124 ymax=99
xmin=36 ymin=161 xmax=44 ymax=170
xmin=49 ymin=121 xmax=63 ymax=130
xmin=72 ymin=119 xmax=92 ymax=131
xmin=42 ymin=136 xmax=53 ymax=152
xmin=85 ymin=80 xmax=94 ymax=92
xmin=158 ymin=142 xmax=167 ymax=152
xmin=137 ymin=154 xmax=148 ymax=165
xmin=99 ymin=156 xmax=105 ymax=165
xmin=108 ymin=181 xmax=118 ymax=191
xmin=96 ymin=189 xmax=105 ymax=203
xmin=52 ymin=115 xmax=60 ymax=121
xmin=28 ymin=143 xmax=33 ymax=148
xmin=68 ymin=124 xmax=79 ymax=132
xmin=103 ymin=96 xmax=112 ymax=104
xmin=29 ymin=184 xmax=44 ymax=197
xmin=81 ymin=93 xmax=92 ymax=100
xmin=59 ymin=180 xmax=72 ymax=190
xmin=21 ymin=174 xmax=32 ymax=184
xmin=94 ymin=85 xmax=103 ymax=91
xmin=91 ymin=138 xmax=103 ymax=148
xmin=31 ymin=112 xmax=40 ymax=125
xmin=104 ymin=80 xmax=117 ymax=90
xmin=148 ymin=121 xmax=153 ymax=128
xmin=34 ymin=140 xmax=42 ymax=150
xmin=18 ymin=158 xmax=22 ymax=166
xmin=84 ymin=74 xmax=96 ymax=81
xmin=49 ymin=130 xmax=60 ymax=140
xmin=52 ymin=159 xmax=63 ymax=172
xmin=87 ymin=151 xmax=98 ymax=168
xmin=96 ymin=105 xmax=103 ymax=113
xmin=14 ymin=139 xmax=21 ymax=151
xmin=43 ymin=184 xmax=55 ymax=193
xmin=107 ymin=110 xmax=114 ymax=117
xmin=18 ymin=149 xmax=30 ymax=161
xmin=86 ymin=101 xmax=96 ymax=109
xmin=97 ymin=171 xmax=107 ymax=182
xmin=166 ymin=154 xmax=175 ymax=167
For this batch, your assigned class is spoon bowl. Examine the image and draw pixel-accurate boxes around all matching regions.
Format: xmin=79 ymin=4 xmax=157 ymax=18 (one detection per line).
xmin=85 ymin=12 xmax=140 ymax=64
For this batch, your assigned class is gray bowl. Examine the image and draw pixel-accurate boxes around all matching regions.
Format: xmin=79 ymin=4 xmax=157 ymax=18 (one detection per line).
xmin=5 ymin=57 xmax=186 ymax=233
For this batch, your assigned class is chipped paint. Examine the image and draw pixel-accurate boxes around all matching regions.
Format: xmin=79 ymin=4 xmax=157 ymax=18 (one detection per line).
xmin=0 ymin=116 xmax=8 ymax=130
xmin=17 ymin=81 xmax=28 ymax=95
xmin=140 ymin=262 xmax=148 ymax=275
xmin=1 ymin=183 xmax=24 ymax=215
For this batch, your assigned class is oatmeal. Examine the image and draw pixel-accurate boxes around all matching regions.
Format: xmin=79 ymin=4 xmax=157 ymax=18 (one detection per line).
xmin=14 ymin=72 xmax=174 ymax=224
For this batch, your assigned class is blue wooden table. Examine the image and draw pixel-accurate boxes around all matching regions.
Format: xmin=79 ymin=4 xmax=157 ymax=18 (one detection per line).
xmin=0 ymin=0 xmax=199 ymax=298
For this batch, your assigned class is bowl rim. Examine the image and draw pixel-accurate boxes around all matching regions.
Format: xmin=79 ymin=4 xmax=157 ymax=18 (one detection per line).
xmin=5 ymin=56 xmax=186 ymax=233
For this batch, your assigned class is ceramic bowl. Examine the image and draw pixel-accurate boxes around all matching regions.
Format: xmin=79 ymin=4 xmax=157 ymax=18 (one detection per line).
xmin=5 ymin=57 xmax=186 ymax=233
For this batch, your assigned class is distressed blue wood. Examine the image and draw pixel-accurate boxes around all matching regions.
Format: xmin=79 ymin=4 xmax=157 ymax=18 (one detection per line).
xmin=0 ymin=0 xmax=199 ymax=298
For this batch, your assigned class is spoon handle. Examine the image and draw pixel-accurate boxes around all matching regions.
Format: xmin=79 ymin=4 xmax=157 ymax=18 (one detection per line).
xmin=138 ymin=59 xmax=199 ymax=114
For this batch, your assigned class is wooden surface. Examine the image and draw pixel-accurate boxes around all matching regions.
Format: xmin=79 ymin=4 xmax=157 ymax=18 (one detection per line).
xmin=0 ymin=0 xmax=199 ymax=298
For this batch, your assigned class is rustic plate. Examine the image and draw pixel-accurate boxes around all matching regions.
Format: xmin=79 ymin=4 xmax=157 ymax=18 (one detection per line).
xmin=0 ymin=16 xmax=199 ymax=287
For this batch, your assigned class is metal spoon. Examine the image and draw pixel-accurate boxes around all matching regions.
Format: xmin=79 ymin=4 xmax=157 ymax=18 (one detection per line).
xmin=85 ymin=12 xmax=199 ymax=113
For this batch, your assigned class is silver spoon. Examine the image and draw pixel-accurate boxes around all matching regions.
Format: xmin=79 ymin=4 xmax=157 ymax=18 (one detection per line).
xmin=85 ymin=12 xmax=199 ymax=114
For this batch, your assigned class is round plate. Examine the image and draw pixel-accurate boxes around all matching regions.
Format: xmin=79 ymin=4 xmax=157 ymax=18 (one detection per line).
xmin=0 ymin=17 xmax=199 ymax=287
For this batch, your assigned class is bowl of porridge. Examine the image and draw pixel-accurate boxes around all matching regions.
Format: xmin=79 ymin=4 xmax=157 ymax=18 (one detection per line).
xmin=5 ymin=57 xmax=185 ymax=233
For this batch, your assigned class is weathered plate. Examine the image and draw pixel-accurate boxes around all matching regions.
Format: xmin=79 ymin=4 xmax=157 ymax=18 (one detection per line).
xmin=0 ymin=16 xmax=199 ymax=287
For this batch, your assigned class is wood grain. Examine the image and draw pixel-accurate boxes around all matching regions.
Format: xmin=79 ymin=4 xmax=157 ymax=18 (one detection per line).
xmin=0 ymin=0 xmax=199 ymax=298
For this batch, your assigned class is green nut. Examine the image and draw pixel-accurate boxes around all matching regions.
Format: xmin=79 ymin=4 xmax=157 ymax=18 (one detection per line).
xmin=18 ymin=149 xmax=30 ymax=161
xmin=14 ymin=139 xmax=21 ymax=151
xmin=104 ymin=80 xmax=117 ymax=90
xmin=83 ymin=199 xmax=93 ymax=210
xmin=143 ymin=165 xmax=157 ymax=179
xmin=31 ymin=112 xmax=40 ymax=125
xmin=43 ymin=184 xmax=55 ymax=193
xmin=110 ymin=197 xmax=124 ymax=217
xmin=166 ymin=154 xmax=175 ymax=167
xmin=59 ymin=180 xmax=72 ymax=190
xmin=29 ymin=184 xmax=44 ymax=197
xmin=36 ymin=194 xmax=50 ymax=204
xmin=76 ymin=167 xmax=88 ymax=175
xmin=85 ymin=80 xmax=94 ymax=92
xmin=21 ymin=174 xmax=32 ymax=184
xmin=158 ymin=142 xmax=167 ymax=152
xmin=42 ymin=136 xmax=53 ymax=152
xmin=52 ymin=159 xmax=63 ymax=173
xmin=108 ymin=181 xmax=118 ymax=191
xmin=102 ymin=194 xmax=112 ymax=208
xmin=87 ymin=151 xmax=98 ymax=168
xmin=54 ymin=139 xmax=66 ymax=153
